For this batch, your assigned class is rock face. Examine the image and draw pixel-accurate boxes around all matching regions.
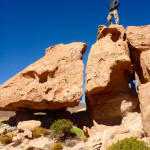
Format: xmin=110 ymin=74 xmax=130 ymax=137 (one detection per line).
xmin=139 ymin=83 xmax=150 ymax=137
xmin=126 ymin=25 xmax=150 ymax=137
xmin=0 ymin=43 xmax=87 ymax=111
xmin=1 ymin=25 xmax=150 ymax=150
xmin=126 ymin=25 xmax=150 ymax=86
xmin=85 ymin=25 xmax=138 ymax=125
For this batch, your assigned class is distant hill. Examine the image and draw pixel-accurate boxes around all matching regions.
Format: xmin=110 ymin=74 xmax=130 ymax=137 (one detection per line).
xmin=67 ymin=103 xmax=86 ymax=113
xmin=0 ymin=111 xmax=16 ymax=122
xmin=0 ymin=111 xmax=16 ymax=118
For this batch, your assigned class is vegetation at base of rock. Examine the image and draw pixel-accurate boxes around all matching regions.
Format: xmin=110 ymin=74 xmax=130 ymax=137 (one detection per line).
xmin=52 ymin=142 xmax=62 ymax=150
xmin=32 ymin=127 xmax=50 ymax=138
xmin=0 ymin=122 xmax=3 ymax=126
xmin=0 ymin=133 xmax=16 ymax=145
xmin=82 ymin=136 xmax=88 ymax=142
xmin=64 ymin=139 xmax=78 ymax=147
xmin=70 ymin=127 xmax=83 ymax=137
xmin=107 ymin=137 xmax=150 ymax=150
xmin=50 ymin=119 xmax=73 ymax=140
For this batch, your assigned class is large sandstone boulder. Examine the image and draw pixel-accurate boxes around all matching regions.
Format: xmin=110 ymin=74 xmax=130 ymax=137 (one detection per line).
xmin=85 ymin=25 xmax=138 ymax=125
xmin=126 ymin=25 xmax=150 ymax=137
xmin=0 ymin=43 xmax=87 ymax=111
xmin=126 ymin=25 xmax=150 ymax=86
xmin=139 ymin=82 xmax=150 ymax=137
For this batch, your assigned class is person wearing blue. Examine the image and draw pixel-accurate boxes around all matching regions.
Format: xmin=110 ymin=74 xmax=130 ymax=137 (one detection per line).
xmin=107 ymin=0 xmax=120 ymax=25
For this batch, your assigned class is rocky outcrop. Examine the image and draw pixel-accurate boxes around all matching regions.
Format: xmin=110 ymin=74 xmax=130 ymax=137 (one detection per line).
xmin=85 ymin=25 xmax=138 ymax=125
xmin=126 ymin=25 xmax=150 ymax=137
xmin=139 ymin=83 xmax=150 ymax=137
xmin=0 ymin=43 xmax=87 ymax=111
xmin=1 ymin=24 xmax=150 ymax=150
xmin=126 ymin=25 xmax=150 ymax=86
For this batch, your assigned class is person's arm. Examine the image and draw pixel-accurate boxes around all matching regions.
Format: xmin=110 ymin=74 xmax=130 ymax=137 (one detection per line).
xmin=114 ymin=0 xmax=120 ymax=8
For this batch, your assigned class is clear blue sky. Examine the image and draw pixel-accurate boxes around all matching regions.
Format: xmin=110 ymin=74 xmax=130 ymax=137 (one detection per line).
xmin=0 ymin=0 xmax=150 ymax=102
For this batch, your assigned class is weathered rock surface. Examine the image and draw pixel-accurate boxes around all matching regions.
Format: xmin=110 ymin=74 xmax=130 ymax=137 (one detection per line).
xmin=126 ymin=25 xmax=150 ymax=137
xmin=83 ymin=112 xmax=143 ymax=139
xmin=126 ymin=25 xmax=150 ymax=85
xmin=121 ymin=112 xmax=143 ymax=132
xmin=24 ymin=136 xmax=53 ymax=150
xmin=85 ymin=25 xmax=138 ymax=125
xmin=101 ymin=126 xmax=142 ymax=150
xmin=0 ymin=42 xmax=87 ymax=111
xmin=139 ymin=82 xmax=150 ymax=137
xmin=17 ymin=120 xmax=41 ymax=132
xmin=126 ymin=25 xmax=150 ymax=51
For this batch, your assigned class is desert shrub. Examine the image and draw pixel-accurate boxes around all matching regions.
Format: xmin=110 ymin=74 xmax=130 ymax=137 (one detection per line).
xmin=0 ymin=122 xmax=3 ymax=126
xmin=107 ymin=137 xmax=150 ymax=150
xmin=52 ymin=142 xmax=62 ymax=150
xmin=0 ymin=133 xmax=16 ymax=145
xmin=50 ymin=119 xmax=73 ymax=140
xmin=32 ymin=127 xmax=50 ymax=138
xmin=64 ymin=138 xmax=80 ymax=147
xmin=70 ymin=127 xmax=83 ymax=137
xmin=65 ymin=139 xmax=76 ymax=147
xmin=82 ymin=136 xmax=88 ymax=143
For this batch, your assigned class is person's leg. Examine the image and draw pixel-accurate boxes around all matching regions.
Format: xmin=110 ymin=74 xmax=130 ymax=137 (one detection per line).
xmin=107 ymin=11 xmax=113 ymax=26
xmin=113 ymin=9 xmax=119 ymax=25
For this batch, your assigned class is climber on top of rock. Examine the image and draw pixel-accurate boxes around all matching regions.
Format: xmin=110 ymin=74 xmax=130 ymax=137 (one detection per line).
xmin=107 ymin=0 xmax=120 ymax=26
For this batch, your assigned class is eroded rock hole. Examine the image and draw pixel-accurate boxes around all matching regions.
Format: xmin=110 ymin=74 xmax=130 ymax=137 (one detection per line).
xmin=128 ymin=81 xmax=137 ymax=91
xmin=38 ymin=67 xmax=58 ymax=83
xmin=39 ymin=72 xmax=49 ymax=83
xmin=22 ymin=71 xmax=36 ymax=79
xmin=124 ymin=69 xmax=137 ymax=92
xmin=102 ymin=28 xmax=121 ymax=42
xmin=45 ymin=88 xmax=52 ymax=94
xmin=51 ymin=67 xmax=58 ymax=78
xmin=111 ymin=32 xmax=121 ymax=42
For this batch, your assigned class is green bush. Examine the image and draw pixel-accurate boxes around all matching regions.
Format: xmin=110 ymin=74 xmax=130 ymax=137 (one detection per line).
xmin=50 ymin=119 xmax=73 ymax=140
xmin=52 ymin=142 xmax=62 ymax=150
xmin=70 ymin=127 xmax=83 ymax=137
xmin=107 ymin=137 xmax=150 ymax=150
xmin=0 ymin=122 xmax=3 ymax=126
